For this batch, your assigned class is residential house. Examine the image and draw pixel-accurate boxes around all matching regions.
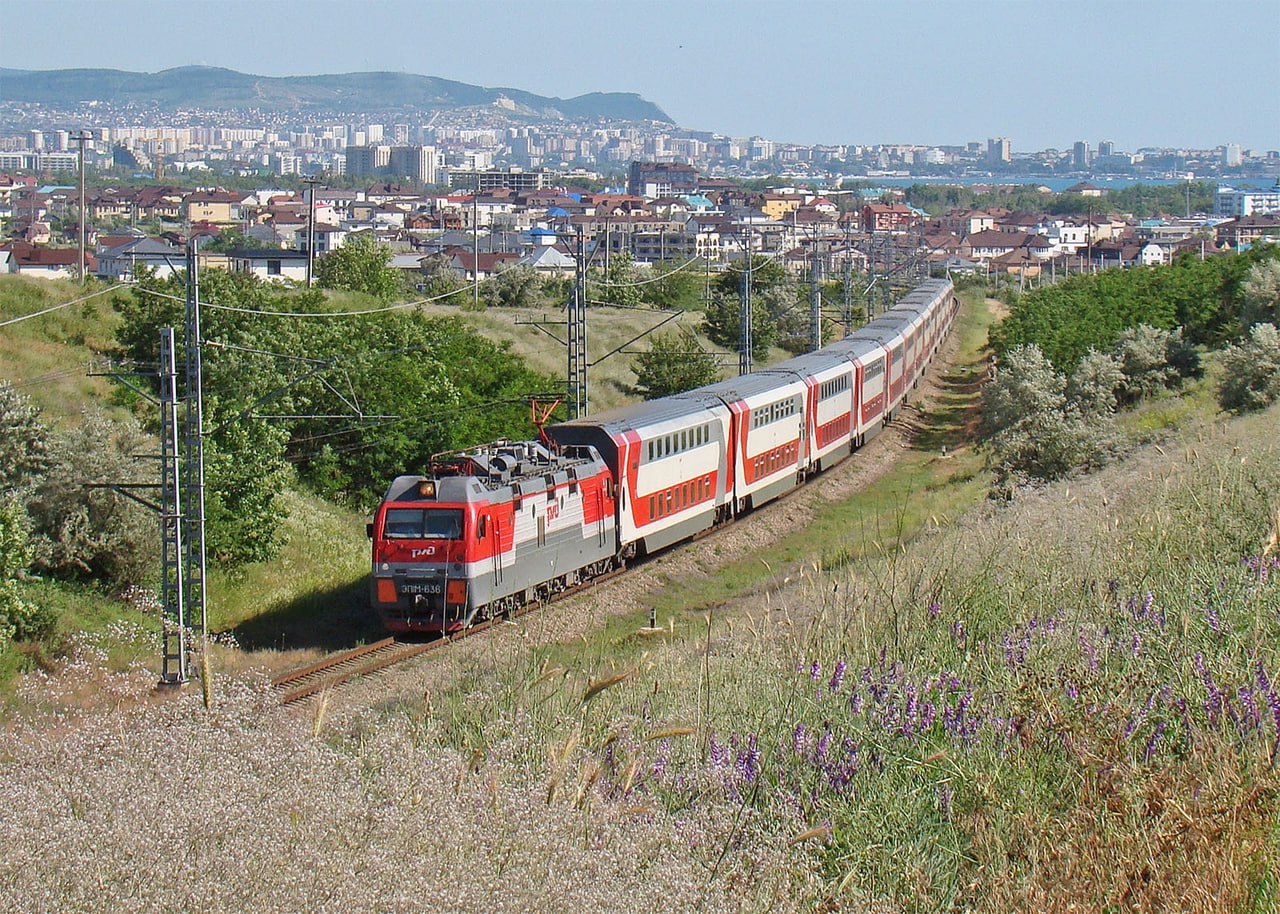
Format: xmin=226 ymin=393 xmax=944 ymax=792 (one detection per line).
xmin=184 ymin=190 xmax=245 ymax=225
xmin=95 ymin=236 xmax=184 ymax=280
xmin=960 ymin=230 xmax=1053 ymax=263
xmin=446 ymin=248 xmax=520 ymax=281
xmin=862 ymin=203 xmax=916 ymax=233
xmin=760 ymin=193 xmax=804 ymax=221
xmin=1216 ymin=215 xmax=1280 ymax=249
xmin=3 ymin=242 xmax=92 ymax=279
xmin=1064 ymin=181 xmax=1105 ymax=197
xmin=226 ymin=247 xmax=308 ymax=283
xmin=134 ymin=186 xmax=185 ymax=222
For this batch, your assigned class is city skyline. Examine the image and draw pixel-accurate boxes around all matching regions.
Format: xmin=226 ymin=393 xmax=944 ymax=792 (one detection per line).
xmin=1 ymin=0 xmax=1276 ymax=153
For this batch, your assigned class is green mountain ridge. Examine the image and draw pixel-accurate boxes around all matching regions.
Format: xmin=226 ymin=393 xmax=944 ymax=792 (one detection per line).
xmin=0 ymin=65 xmax=674 ymax=123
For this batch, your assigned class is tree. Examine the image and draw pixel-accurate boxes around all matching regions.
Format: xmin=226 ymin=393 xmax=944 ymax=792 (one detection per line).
xmin=1241 ymin=259 xmax=1280 ymax=329
xmin=315 ymin=234 xmax=405 ymax=301
xmin=641 ymin=260 xmax=706 ymax=311
xmin=702 ymin=290 xmax=776 ymax=362
xmin=703 ymin=256 xmax=797 ymax=361
xmin=1218 ymin=323 xmax=1280 ymax=414
xmin=1113 ymin=325 xmax=1176 ymax=404
xmin=487 ymin=264 xmax=540 ymax=309
xmin=632 ymin=327 xmax=721 ymax=399
xmin=202 ymin=414 xmax=292 ymax=566
xmin=201 ymin=227 xmax=254 ymax=254
xmin=1066 ymin=349 xmax=1123 ymax=418
xmin=593 ymin=250 xmax=644 ymax=309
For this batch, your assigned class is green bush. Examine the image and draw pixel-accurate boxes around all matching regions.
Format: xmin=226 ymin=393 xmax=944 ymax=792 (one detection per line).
xmin=25 ymin=411 xmax=155 ymax=587
xmin=0 ymin=383 xmax=51 ymax=497
xmin=1218 ymin=323 xmax=1280 ymax=414
xmin=0 ymin=498 xmax=55 ymax=645
xmin=981 ymin=344 xmax=1113 ymax=488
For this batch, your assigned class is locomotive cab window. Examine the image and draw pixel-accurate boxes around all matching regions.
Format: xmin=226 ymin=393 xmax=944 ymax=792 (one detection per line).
xmin=383 ymin=507 xmax=464 ymax=539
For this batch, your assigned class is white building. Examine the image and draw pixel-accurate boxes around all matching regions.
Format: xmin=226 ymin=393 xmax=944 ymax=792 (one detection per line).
xmin=1215 ymin=184 xmax=1280 ymax=217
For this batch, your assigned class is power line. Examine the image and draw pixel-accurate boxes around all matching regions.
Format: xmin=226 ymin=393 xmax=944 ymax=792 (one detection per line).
xmin=136 ymin=282 xmax=472 ymax=317
xmin=0 ymin=283 xmax=125 ymax=328
xmin=590 ymin=254 xmax=702 ymax=288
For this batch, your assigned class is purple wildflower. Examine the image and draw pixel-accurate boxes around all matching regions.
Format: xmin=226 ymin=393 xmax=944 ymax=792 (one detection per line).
xmin=793 ymin=723 xmax=809 ymax=756
xmin=921 ymin=700 xmax=938 ymax=731
xmin=809 ymin=659 xmax=822 ymax=681
xmin=652 ymin=740 xmax=670 ymax=779
xmin=1144 ymin=721 xmax=1166 ymax=761
xmin=815 ymin=728 xmax=833 ymax=762
xmin=829 ymin=660 xmax=847 ymax=693
xmin=708 ymin=734 xmax=728 ymax=769
xmin=928 ymin=600 xmax=942 ymax=620
xmin=1240 ymin=686 xmax=1261 ymax=729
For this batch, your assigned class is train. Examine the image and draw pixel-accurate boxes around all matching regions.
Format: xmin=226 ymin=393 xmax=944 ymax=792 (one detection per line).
xmin=368 ymin=277 xmax=958 ymax=633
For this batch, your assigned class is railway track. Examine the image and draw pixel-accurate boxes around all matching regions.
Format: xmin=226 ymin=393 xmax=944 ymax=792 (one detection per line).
xmin=272 ymin=638 xmax=433 ymax=704
xmin=271 ymin=564 xmax=629 ymax=705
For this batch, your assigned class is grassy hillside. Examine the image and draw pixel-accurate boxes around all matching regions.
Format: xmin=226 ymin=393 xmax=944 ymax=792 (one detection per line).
xmin=0 ymin=276 xmax=127 ymax=424
xmin=4 ymin=291 xmax=1279 ymax=910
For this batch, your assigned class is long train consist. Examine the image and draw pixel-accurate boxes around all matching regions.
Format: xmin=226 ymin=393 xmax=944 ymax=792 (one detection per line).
xmin=368 ymin=278 xmax=957 ymax=633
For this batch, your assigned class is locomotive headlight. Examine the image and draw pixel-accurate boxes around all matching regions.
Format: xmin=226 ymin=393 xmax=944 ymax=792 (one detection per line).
xmin=380 ymin=562 xmax=391 ymax=572
xmin=417 ymin=480 xmax=436 ymax=498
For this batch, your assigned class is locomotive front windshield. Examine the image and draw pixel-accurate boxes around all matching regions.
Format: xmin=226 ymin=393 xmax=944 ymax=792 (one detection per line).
xmin=383 ymin=507 xmax=464 ymax=539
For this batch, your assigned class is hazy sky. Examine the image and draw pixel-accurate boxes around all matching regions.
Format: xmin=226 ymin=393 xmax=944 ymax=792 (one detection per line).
xmin=3 ymin=0 xmax=1276 ymax=152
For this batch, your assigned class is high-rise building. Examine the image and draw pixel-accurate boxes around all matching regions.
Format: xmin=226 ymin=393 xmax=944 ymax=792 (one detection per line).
xmin=1222 ymin=144 xmax=1243 ymax=167
xmin=1097 ymin=140 xmax=1114 ymax=158
xmin=344 ymin=144 xmax=391 ymax=177
xmin=388 ymin=145 xmax=439 ymax=185
xmin=627 ymin=161 xmax=700 ymax=197
xmin=987 ymin=137 xmax=1011 ymax=164
xmin=1072 ymin=141 xmax=1091 ymax=169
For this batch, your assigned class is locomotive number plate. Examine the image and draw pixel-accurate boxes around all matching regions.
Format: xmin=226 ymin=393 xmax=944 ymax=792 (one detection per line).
xmin=400 ymin=581 xmax=444 ymax=595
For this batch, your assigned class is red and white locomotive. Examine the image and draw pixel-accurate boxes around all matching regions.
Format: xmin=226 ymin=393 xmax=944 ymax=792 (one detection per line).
xmin=369 ymin=278 xmax=957 ymax=632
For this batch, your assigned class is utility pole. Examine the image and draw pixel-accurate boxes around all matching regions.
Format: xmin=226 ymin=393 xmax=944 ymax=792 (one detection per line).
xmin=473 ymin=173 xmax=480 ymax=310
xmin=302 ymin=175 xmax=319 ymax=288
xmin=842 ymin=220 xmax=853 ymax=335
xmin=809 ymin=248 xmax=822 ymax=351
xmin=568 ymin=227 xmax=588 ymax=417
xmin=157 ymin=326 xmax=188 ymax=684
xmin=181 ymin=238 xmax=208 ymax=677
xmin=738 ymin=228 xmax=752 ymax=375
xmin=73 ymin=130 xmax=92 ymax=285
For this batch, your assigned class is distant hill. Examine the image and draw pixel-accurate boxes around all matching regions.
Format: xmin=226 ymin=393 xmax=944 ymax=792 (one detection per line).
xmin=0 ymin=66 xmax=673 ymax=123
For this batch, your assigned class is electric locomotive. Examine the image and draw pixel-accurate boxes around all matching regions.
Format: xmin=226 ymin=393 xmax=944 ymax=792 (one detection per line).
xmin=369 ymin=439 xmax=616 ymax=632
